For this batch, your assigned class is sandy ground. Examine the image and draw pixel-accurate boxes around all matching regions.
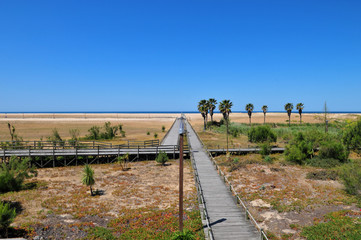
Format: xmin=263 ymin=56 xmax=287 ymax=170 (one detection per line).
xmin=0 ymin=113 xmax=179 ymax=141
xmin=1 ymin=112 xmax=359 ymax=141
xmin=186 ymin=112 xmax=361 ymax=131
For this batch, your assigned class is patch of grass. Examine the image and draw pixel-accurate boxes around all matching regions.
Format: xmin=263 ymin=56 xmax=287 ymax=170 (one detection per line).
xmin=108 ymin=207 xmax=204 ymax=240
xmin=306 ymin=170 xmax=338 ymax=181
xmin=86 ymin=226 xmax=116 ymax=240
xmin=301 ymin=210 xmax=361 ymax=240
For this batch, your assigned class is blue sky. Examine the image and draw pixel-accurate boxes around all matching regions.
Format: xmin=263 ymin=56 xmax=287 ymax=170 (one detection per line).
xmin=1 ymin=0 xmax=360 ymax=112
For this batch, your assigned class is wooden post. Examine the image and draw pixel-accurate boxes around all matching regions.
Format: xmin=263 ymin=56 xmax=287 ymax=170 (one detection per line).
xmin=179 ymin=132 xmax=184 ymax=232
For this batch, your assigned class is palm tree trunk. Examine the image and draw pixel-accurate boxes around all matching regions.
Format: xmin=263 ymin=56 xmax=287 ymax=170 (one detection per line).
xmin=226 ymin=120 xmax=229 ymax=154
xmin=249 ymin=117 xmax=251 ymax=126
xmin=203 ymin=117 xmax=206 ymax=131
xmin=264 ymin=113 xmax=266 ymax=124
xmin=289 ymin=115 xmax=291 ymax=127
xmin=300 ymin=114 xmax=302 ymax=124
xmin=211 ymin=114 xmax=213 ymax=122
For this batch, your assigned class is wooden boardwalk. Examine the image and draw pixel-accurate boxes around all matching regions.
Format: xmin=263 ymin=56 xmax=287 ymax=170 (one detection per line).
xmin=186 ymin=120 xmax=260 ymax=240
xmin=161 ymin=117 xmax=181 ymax=146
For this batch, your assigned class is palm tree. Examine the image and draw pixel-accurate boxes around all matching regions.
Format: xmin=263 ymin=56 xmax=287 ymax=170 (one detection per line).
xmin=208 ymin=98 xmax=217 ymax=122
xmin=262 ymin=105 xmax=268 ymax=124
xmin=284 ymin=103 xmax=294 ymax=127
xmin=219 ymin=100 xmax=233 ymax=153
xmin=198 ymin=100 xmax=209 ymax=131
xmin=82 ymin=164 xmax=95 ymax=196
xmin=245 ymin=103 xmax=254 ymax=126
xmin=296 ymin=103 xmax=304 ymax=124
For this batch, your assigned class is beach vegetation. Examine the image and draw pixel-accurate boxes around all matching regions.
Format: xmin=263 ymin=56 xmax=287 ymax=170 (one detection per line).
xmin=0 ymin=156 xmax=37 ymax=193
xmin=81 ymin=164 xmax=95 ymax=196
xmin=219 ymin=99 xmax=233 ymax=154
xmin=198 ymin=99 xmax=209 ymax=131
xmin=207 ymin=98 xmax=217 ymax=122
xmin=284 ymin=103 xmax=294 ymax=127
xmin=248 ymin=125 xmax=277 ymax=143
xmin=342 ymin=118 xmax=361 ymax=151
xmin=0 ymin=202 xmax=17 ymax=238
xmin=155 ymin=150 xmax=168 ymax=166
xmin=262 ymin=105 xmax=268 ymax=124
xmin=296 ymin=103 xmax=304 ymax=124
xmin=245 ymin=103 xmax=254 ymax=126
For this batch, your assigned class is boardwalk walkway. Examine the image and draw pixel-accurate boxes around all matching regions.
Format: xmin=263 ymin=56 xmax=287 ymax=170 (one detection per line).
xmin=161 ymin=118 xmax=181 ymax=146
xmin=186 ymin=120 xmax=259 ymax=240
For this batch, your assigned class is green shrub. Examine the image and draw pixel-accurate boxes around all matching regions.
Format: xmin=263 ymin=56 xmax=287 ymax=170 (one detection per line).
xmin=0 ymin=156 xmax=37 ymax=193
xmin=285 ymin=135 xmax=314 ymax=164
xmin=171 ymin=230 xmax=195 ymax=240
xmin=301 ymin=211 xmax=361 ymax=240
xmin=319 ymin=140 xmax=349 ymax=162
xmin=248 ymin=125 xmax=276 ymax=143
xmin=259 ymin=142 xmax=272 ymax=156
xmin=162 ymin=126 xmax=165 ymax=132
xmin=155 ymin=151 xmax=168 ymax=166
xmin=306 ymin=157 xmax=342 ymax=168
xmin=87 ymin=226 xmax=116 ymax=240
xmin=48 ymin=128 xmax=64 ymax=147
xmin=154 ymin=133 xmax=158 ymax=139
xmin=264 ymin=155 xmax=273 ymax=163
xmin=87 ymin=126 xmax=101 ymax=140
xmin=147 ymin=131 xmax=150 ymax=135
xmin=0 ymin=202 xmax=16 ymax=238
xmin=342 ymin=118 xmax=361 ymax=151
xmin=339 ymin=162 xmax=361 ymax=197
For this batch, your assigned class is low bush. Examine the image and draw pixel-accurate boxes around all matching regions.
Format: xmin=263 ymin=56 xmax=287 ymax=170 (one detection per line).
xmin=0 ymin=156 xmax=37 ymax=193
xmin=306 ymin=157 xmax=342 ymax=168
xmin=301 ymin=211 xmax=361 ymax=240
xmin=171 ymin=230 xmax=195 ymax=240
xmin=319 ymin=140 xmax=349 ymax=162
xmin=248 ymin=125 xmax=276 ymax=143
xmin=264 ymin=155 xmax=273 ymax=164
xmin=285 ymin=133 xmax=314 ymax=164
xmin=155 ymin=151 xmax=168 ymax=166
xmin=0 ymin=202 xmax=17 ymax=238
xmin=339 ymin=162 xmax=361 ymax=197
xmin=342 ymin=118 xmax=361 ymax=151
xmin=306 ymin=170 xmax=338 ymax=180
xmin=259 ymin=142 xmax=272 ymax=156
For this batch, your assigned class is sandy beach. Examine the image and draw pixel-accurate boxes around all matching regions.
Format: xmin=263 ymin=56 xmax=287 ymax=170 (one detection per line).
xmin=0 ymin=112 xmax=359 ymax=141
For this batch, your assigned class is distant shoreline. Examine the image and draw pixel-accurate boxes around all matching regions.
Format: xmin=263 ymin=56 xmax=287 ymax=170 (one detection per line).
xmin=1 ymin=111 xmax=361 ymax=114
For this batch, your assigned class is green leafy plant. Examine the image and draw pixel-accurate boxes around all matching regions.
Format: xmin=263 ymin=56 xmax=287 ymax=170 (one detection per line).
xmin=154 ymin=133 xmax=158 ymax=139
xmin=306 ymin=170 xmax=338 ymax=180
xmin=259 ymin=142 xmax=272 ymax=156
xmin=155 ymin=151 xmax=169 ymax=166
xmin=339 ymin=162 xmax=361 ymax=198
xmin=248 ymin=125 xmax=277 ymax=143
xmin=147 ymin=131 xmax=150 ymax=135
xmin=0 ymin=202 xmax=16 ymax=238
xmin=0 ymin=156 xmax=37 ymax=193
xmin=318 ymin=139 xmax=349 ymax=162
xmin=245 ymin=103 xmax=254 ymax=126
xmin=68 ymin=128 xmax=80 ymax=147
xmin=343 ymin=118 xmax=361 ymax=151
xmin=301 ymin=211 xmax=361 ymax=240
xmin=87 ymin=126 xmax=101 ymax=140
xmin=117 ymin=154 xmax=129 ymax=171
xmin=171 ymin=229 xmax=195 ymax=240
xmin=48 ymin=128 xmax=64 ymax=147
xmin=82 ymin=164 xmax=95 ymax=196
xmin=162 ymin=126 xmax=166 ymax=132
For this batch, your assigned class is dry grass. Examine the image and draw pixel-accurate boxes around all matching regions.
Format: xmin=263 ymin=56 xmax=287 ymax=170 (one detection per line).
xmin=0 ymin=159 xmax=203 ymax=239
xmin=0 ymin=114 xmax=176 ymax=142
xmin=214 ymin=154 xmax=360 ymax=239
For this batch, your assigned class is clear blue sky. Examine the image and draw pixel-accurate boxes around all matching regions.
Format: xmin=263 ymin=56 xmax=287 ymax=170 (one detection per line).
xmin=1 ymin=0 xmax=360 ymax=112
